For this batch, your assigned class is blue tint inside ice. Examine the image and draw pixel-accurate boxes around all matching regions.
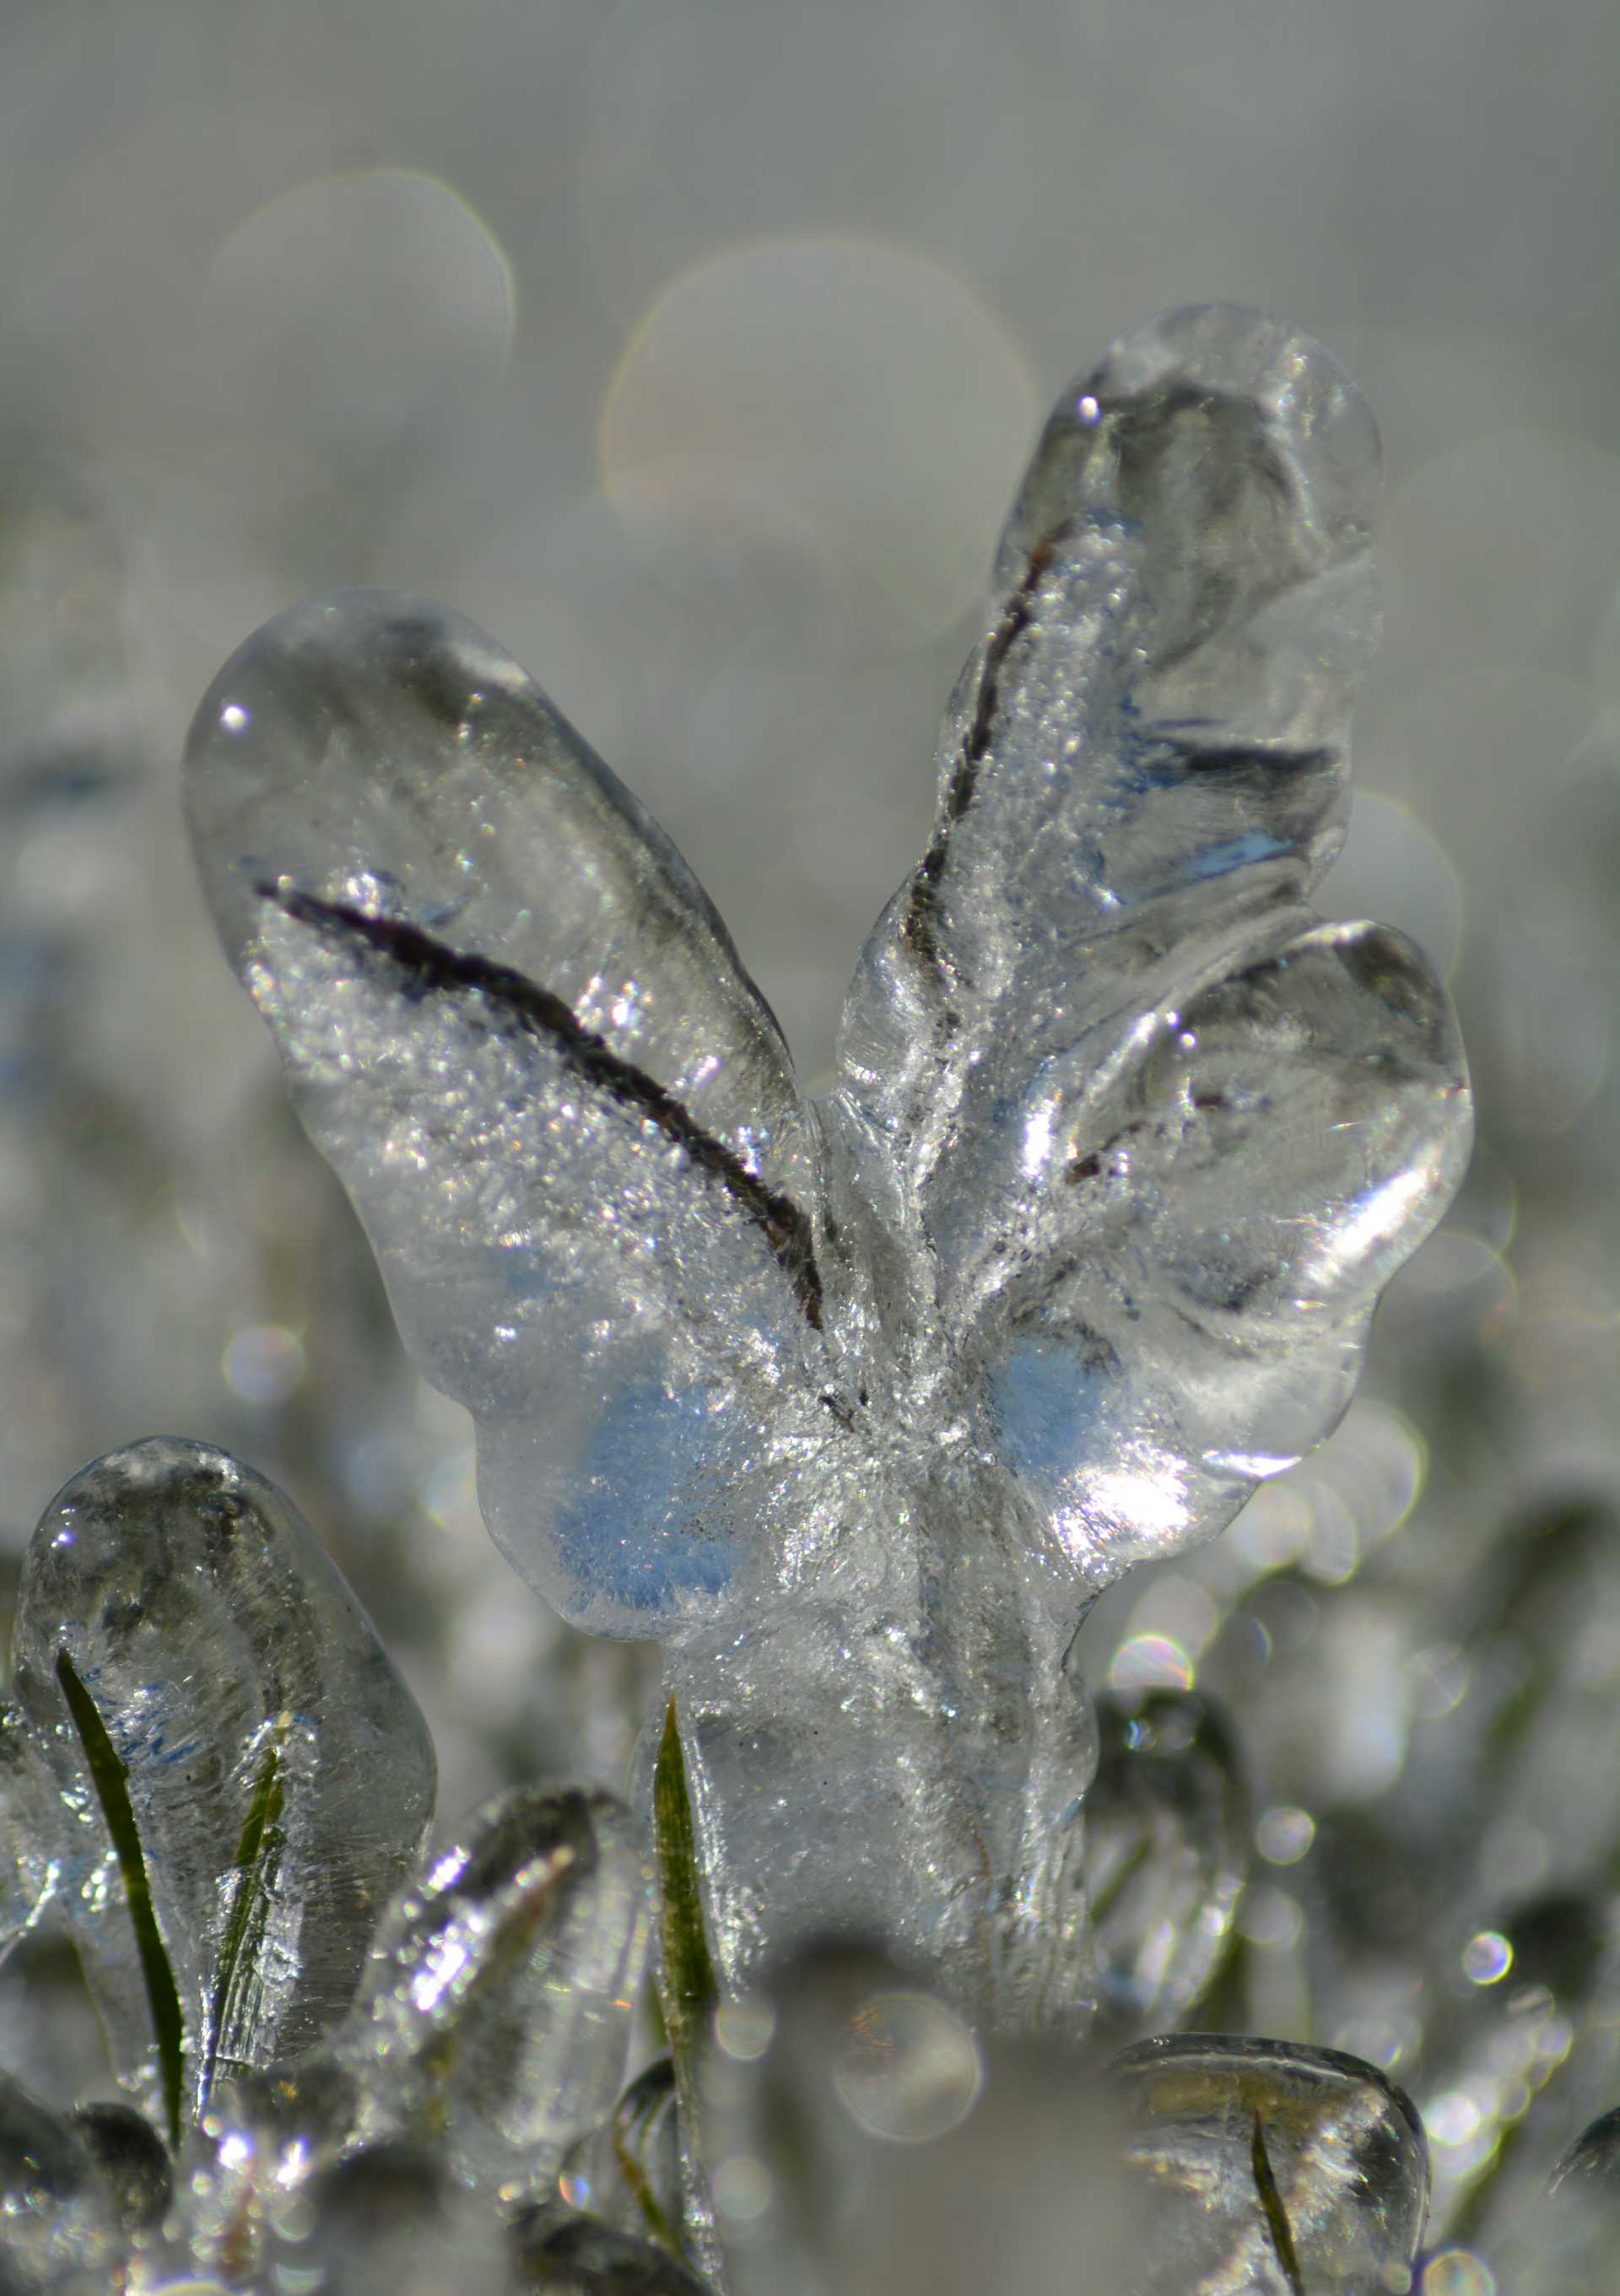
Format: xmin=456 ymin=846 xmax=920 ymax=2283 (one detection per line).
xmin=988 ymin=1337 xmax=1110 ymax=1485
xmin=553 ymin=1379 xmax=735 ymax=1617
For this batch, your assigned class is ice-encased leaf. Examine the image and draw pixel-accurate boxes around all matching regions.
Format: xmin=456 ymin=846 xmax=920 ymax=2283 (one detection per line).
xmin=559 ymin=2058 xmax=684 ymax=2255
xmin=834 ymin=303 xmax=1470 ymax=1580
xmin=178 ymin=308 xmax=1472 ymax=2030
xmin=184 ymin=590 xmax=808 ymax=1185
xmin=1113 ymin=2033 xmax=1429 ymax=2294
xmin=839 ymin=303 xmax=1378 ymax=1146
xmin=12 ymin=1439 xmax=435 ymax=2132
xmin=328 ymin=1783 xmax=651 ymax=2199
xmin=1083 ymin=1689 xmax=1248 ymax=2039
xmin=184 ymin=592 xmax=839 ymax=1637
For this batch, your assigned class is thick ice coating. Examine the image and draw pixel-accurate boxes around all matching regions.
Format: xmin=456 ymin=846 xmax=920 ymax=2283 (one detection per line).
xmin=1113 ymin=2034 xmax=1430 ymax=2294
xmin=327 ymin=1783 xmax=651 ymax=2199
xmin=184 ymin=305 xmax=1472 ymax=2020
xmin=13 ymin=1439 xmax=435 ymax=2129
xmin=185 ymin=592 xmax=838 ymax=1637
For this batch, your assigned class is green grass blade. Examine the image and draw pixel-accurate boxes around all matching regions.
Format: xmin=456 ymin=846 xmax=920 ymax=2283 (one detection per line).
xmin=1251 ymin=2110 xmax=1306 ymax=2295
xmin=651 ymin=1699 xmax=725 ymax=2277
xmin=55 ymin=1649 xmax=186 ymax=2145
xmin=652 ymin=1697 xmax=719 ymax=2063
xmin=202 ymin=1729 xmax=287 ymax=2112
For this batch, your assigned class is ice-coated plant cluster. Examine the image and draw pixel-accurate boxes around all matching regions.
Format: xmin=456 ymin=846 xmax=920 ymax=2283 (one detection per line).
xmin=1 ymin=305 xmax=1613 ymax=2293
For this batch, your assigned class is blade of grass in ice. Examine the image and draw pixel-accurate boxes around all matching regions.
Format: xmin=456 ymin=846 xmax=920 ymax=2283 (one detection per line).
xmin=55 ymin=1650 xmax=186 ymax=2145
xmin=1252 ymin=2110 xmax=1306 ymax=2295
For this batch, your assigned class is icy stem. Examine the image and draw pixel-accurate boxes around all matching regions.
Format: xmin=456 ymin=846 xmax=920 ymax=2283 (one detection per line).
xmin=12 ymin=1439 xmax=435 ymax=2131
xmin=185 ymin=305 xmax=1472 ymax=2026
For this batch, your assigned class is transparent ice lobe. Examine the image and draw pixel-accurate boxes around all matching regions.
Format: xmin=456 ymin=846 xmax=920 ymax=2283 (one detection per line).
xmin=967 ymin=915 xmax=1471 ymax=1579
xmin=1083 ymin=1690 xmax=1248 ymax=2041
xmin=834 ymin=302 xmax=1469 ymax=1582
xmin=559 ymin=2057 xmax=683 ymax=2253
xmin=12 ymin=1439 xmax=435 ymax=2129
xmin=184 ymin=590 xmax=810 ymax=1189
xmin=327 ymin=1784 xmax=651 ymax=2199
xmin=233 ymin=897 xmax=836 ymax=1634
xmin=839 ymin=303 xmax=1380 ymax=1150
xmin=1113 ymin=2033 xmax=1429 ymax=2294
xmin=184 ymin=595 xmax=839 ymax=1638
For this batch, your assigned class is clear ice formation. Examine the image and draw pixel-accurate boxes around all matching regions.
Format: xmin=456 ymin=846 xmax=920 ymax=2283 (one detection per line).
xmin=183 ymin=304 xmax=1472 ymax=2026
xmin=1114 ymin=2033 xmax=1430 ymax=2293
xmin=323 ymin=1782 xmax=652 ymax=2197
xmin=9 ymin=1438 xmax=436 ymax=2131
xmin=1082 ymin=1689 xmax=1248 ymax=2040
xmin=177 ymin=1783 xmax=650 ymax=2283
xmin=559 ymin=2056 xmax=683 ymax=2251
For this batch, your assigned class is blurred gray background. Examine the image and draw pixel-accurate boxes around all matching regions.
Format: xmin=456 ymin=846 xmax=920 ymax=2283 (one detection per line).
xmin=0 ymin=0 xmax=1616 ymax=1837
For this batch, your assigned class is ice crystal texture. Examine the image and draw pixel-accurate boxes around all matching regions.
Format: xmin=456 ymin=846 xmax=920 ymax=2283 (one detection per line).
xmin=184 ymin=305 xmax=1471 ymax=2026
xmin=325 ymin=1782 xmax=652 ymax=2196
xmin=11 ymin=1438 xmax=436 ymax=2131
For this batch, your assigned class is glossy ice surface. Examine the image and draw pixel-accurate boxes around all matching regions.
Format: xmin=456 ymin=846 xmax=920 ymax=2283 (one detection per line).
xmin=327 ymin=1783 xmax=652 ymax=2198
xmin=1115 ymin=2033 xmax=1430 ymax=2293
xmin=185 ymin=305 xmax=1471 ymax=2023
xmin=11 ymin=1439 xmax=435 ymax=2128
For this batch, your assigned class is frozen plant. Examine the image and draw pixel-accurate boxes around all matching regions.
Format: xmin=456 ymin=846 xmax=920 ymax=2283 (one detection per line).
xmin=183 ymin=301 xmax=1469 ymax=2034
xmin=11 ymin=301 xmax=1582 ymax=2293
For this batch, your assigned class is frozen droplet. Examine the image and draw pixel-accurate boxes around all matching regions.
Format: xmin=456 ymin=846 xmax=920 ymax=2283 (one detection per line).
xmin=1084 ymin=1690 xmax=1249 ymax=2040
xmin=510 ymin=2203 xmax=710 ymax=2293
xmin=560 ymin=2056 xmax=684 ymax=2251
xmin=12 ymin=1439 xmax=435 ymax=2133
xmin=1114 ymin=2033 xmax=1430 ymax=2294
xmin=0 ymin=2071 xmax=124 ymax=2293
xmin=329 ymin=1785 xmax=651 ymax=2200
